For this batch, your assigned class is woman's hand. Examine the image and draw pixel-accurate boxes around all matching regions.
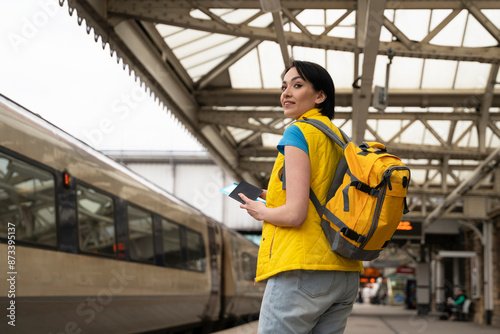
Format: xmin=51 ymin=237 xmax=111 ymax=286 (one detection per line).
xmin=238 ymin=146 xmax=310 ymax=227
xmin=239 ymin=193 xmax=267 ymax=221
xmin=259 ymin=189 xmax=267 ymax=200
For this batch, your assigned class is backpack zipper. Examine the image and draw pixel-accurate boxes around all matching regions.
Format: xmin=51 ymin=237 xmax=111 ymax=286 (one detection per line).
xmin=361 ymin=166 xmax=410 ymax=248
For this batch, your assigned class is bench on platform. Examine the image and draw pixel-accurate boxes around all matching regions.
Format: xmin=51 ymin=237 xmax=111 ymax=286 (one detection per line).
xmin=452 ymin=299 xmax=472 ymax=321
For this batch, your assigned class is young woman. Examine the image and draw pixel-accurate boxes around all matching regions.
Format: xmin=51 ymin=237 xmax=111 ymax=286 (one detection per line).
xmin=239 ymin=60 xmax=363 ymax=333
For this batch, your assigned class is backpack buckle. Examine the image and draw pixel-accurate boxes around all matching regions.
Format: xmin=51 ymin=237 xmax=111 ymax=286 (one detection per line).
xmin=353 ymin=181 xmax=379 ymax=197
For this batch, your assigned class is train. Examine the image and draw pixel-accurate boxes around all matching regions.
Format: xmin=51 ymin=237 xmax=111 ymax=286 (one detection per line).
xmin=0 ymin=94 xmax=264 ymax=334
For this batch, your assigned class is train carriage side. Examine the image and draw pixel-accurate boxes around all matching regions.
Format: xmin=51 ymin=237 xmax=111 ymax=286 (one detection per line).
xmin=0 ymin=95 xmax=228 ymax=333
xmin=221 ymin=228 xmax=264 ymax=323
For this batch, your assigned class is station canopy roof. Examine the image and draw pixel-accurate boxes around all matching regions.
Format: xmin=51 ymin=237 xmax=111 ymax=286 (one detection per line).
xmin=67 ymin=0 xmax=500 ymax=223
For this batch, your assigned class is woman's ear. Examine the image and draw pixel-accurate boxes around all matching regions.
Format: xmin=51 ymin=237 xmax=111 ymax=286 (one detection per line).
xmin=315 ymin=90 xmax=326 ymax=105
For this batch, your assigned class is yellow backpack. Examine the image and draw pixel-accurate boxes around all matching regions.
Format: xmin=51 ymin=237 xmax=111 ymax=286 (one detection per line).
xmin=298 ymin=119 xmax=411 ymax=261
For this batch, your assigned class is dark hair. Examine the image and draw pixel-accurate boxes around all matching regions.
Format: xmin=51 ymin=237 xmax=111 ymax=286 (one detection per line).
xmin=284 ymin=59 xmax=336 ymax=119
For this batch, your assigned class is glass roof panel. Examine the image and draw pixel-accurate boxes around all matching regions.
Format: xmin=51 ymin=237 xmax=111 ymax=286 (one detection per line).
xmin=427 ymin=120 xmax=451 ymax=142
xmin=386 ymin=9 xmax=395 ymax=20
xmin=380 ymin=26 xmax=394 ymax=42
xmin=227 ymin=126 xmax=253 ymax=142
xmin=155 ymin=25 xmax=184 ymax=38
xmin=175 ymin=34 xmax=241 ymax=59
xmin=188 ymin=58 xmax=226 ymax=82
xmin=326 ymin=9 xmax=350 ymax=25
xmin=164 ymin=29 xmax=210 ymax=49
xmin=262 ymin=133 xmax=283 ymax=148
xmin=372 ymin=55 xmax=391 ymax=88
xmin=327 ymin=10 xmax=355 ymax=38
xmin=483 ymin=10 xmax=500 ymax=29
xmin=248 ymin=12 xmax=273 ymax=27
xmin=455 ymin=63 xmax=492 ymax=89
xmin=296 ymin=9 xmax=326 ymax=35
xmin=291 ymin=46 xmax=326 ymax=67
xmin=229 ymin=49 xmax=262 ymax=88
xmin=190 ymin=9 xmax=210 ymax=20
xmin=421 ymin=59 xmax=458 ymax=89
xmin=220 ymin=9 xmax=261 ymax=24
xmin=338 ymin=119 xmax=352 ymax=137
xmin=371 ymin=119 xmax=408 ymax=143
xmin=390 ymin=57 xmax=424 ymax=89
xmin=287 ymin=21 xmax=301 ymax=33
xmin=327 ymin=12 xmax=356 ymax=38
xmin=327 ymin=50 xmax=355 ymax=89
xmin=453 ymin=121 xmax=478 ymax=147
xmin=422 ymin=124 xmax=446 ymax=146
xmin=399 ymin=122 xmax=425 ymax=144
xmin=340 ymin=10 xmax=356 ymax=25
xmin=380 ymin=10 xmax=395 ymax=42
xmin=329 ymin=26 xmax=356 ymax=39
xmin=428 ymin=9 xmax=452 ymax=30
xmin=430 ymin=10 xmax=467 ymax=46
xmin=209 ymin=8 xmax=234 ymax=17
xmin=190 ymin=37 xmax=246 ymax=65
xmin=463 ymin=15 xmax=498 ymax=47
xmin=487 ymin=127 xmax=500 ymax=149
xmin=160 ymin=25 xmax=250 ymax=80
xmin=258 ymin=42 xmax=285 ymax=89
xmin=394 ymin=10 xmax=431 ymax=41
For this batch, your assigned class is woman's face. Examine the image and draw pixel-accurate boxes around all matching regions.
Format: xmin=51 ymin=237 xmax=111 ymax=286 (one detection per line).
xmin=281 ymin=67 xmax=325 ymax=119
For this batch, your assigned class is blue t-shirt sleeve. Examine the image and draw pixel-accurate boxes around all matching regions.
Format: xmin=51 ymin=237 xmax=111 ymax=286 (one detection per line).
xmin=277 ymin=125 xmax=309 ymax=155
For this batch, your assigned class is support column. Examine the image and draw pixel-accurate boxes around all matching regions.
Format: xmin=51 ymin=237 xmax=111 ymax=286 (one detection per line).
xmin=352 ymin=0 xmax=387 ymax=143
xmin=483 ymin=221 xmax=494 ymax=325
xmin=416 ymin=262 xmax=430 ymax=315
xmin=435 ymin=259 xmax=446 ymax=311
xmin=453 ymin=257 xmax=460 ymax=291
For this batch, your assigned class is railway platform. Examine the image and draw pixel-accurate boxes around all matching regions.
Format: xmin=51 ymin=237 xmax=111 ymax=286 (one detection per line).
xmin=213 ymin=302 xmax=500 ymax=334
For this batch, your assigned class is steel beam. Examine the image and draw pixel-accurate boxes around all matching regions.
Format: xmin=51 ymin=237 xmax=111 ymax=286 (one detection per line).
xmin=195 ymin=88 xmax=500 ymax=108
xmin=462 ymin=0 xmax=500 ymax=44
xmin=271 ymin=12 xmax=291 ymax=68
xmin=141 ymin=22 xmax=194 ymax=90
xmin=196 ymin=7 xmax=300 ymax=89
xmin=106 ymin=3 xmax=500 ymax=63
xmin=424 ymin=146 xmax=500 ymax=228
xmin=196 ymin=39 xmax=262 ymax=89
xmin=478 ymin=64 xmax=499 ymax=152
xmin=383 ymin=17 xmax=416 ymax=50
xmin=349 ymin=0 xmax=383 ymax=142
xmin=421 ymin=9 xmax=462 ymax=44
xmin=108 ymin=0 xmax=500 ymax=10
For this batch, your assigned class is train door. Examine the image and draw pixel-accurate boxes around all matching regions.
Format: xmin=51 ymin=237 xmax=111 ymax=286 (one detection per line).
xmin=204 ymin=222 xmax=222 ymax=321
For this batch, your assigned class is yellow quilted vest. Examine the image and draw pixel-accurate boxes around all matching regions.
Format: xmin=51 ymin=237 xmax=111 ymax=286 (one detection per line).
xmin=255 ymin=109 xmax=363 ymax=282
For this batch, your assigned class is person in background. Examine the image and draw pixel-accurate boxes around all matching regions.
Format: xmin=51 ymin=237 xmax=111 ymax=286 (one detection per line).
xmin=446 ymin=287 xmax=467 ymax=320
xmin=239 ymin=59 xmax=363 ymax=334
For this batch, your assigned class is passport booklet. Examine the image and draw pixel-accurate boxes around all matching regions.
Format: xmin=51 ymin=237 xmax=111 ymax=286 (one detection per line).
xmin=220 ymin=181 xmax=266 ymax=205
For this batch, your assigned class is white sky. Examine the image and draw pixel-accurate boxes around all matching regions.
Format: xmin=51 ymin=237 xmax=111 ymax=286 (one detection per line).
xmin=0 ymin=0 xmax=203 ymax=152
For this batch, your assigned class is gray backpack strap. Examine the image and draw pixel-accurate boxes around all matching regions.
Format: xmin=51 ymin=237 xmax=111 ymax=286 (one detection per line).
xmin=283 ymin=119 xmax=350 ymax=213
xmin=296 ymin=118 xmax=351 ymax=149
xmin=328 ymin=157 xmax=347 ymax=201
xmin=294 ymin=118 xmax=351 ymax=218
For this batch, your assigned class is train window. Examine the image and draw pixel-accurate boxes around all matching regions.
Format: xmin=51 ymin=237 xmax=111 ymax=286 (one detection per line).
xmin=185 ymin=228 xmax=206 ymax=272
xmin=161 ymin=219 xmax=183 ymax=269
xmin=241 ymin=252 xmax=257 ymax=281
xmin=76 ymin=184 xmax=115 ymax=256
xmin=127 ymin=205 xmax=154 ymax=263
xmin=0 ymin=152 xmax=57 ymax=247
